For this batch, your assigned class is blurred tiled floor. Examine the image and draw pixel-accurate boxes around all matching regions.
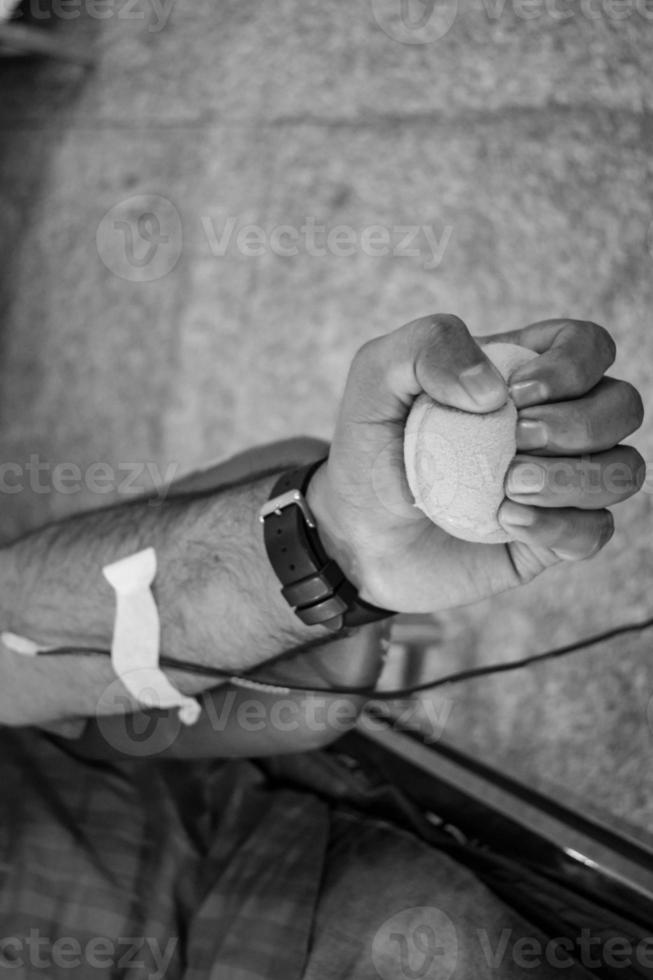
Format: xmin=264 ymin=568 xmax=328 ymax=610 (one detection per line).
xmin=1 ymin=0 xmax=653 ymax=833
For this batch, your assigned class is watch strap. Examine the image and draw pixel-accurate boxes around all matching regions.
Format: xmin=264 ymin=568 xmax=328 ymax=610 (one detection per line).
xmin=260 ymin=460 xmax=394 ymax=631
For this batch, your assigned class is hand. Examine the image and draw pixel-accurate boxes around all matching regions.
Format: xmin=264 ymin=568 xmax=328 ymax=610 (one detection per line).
xmin=308 ymin=315 xmax=645 ymax=613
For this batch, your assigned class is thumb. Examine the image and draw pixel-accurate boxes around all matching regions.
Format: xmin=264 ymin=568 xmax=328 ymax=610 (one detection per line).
xmin=343 ymin=314 xmax=508 ymax=425
xmin=412 ymin=314 xmax=508 ymax=413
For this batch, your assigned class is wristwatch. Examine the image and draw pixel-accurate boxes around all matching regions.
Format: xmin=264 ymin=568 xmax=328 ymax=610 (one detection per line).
xmin=259 ymin=459 xmax=395 ymax=632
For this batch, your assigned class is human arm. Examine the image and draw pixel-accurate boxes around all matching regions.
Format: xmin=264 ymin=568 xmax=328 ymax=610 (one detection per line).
xmin=0 ymin=315 xmax=644 ymax=746
xmin=0 ymin=467 xmax=344 ymax=727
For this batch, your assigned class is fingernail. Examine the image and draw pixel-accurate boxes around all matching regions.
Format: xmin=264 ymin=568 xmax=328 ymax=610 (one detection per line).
xmin=460 ymin=363 xmax=506 ymax=408
xmin=516 ymin=419 xmax=548 ymax=451
xmin=506 ymin=461 xmax=546 ymax=495
xmin=499 ymin=500 xmax=536 ymax=527
xmin=510 ymin=379 xmax=548 ymax=409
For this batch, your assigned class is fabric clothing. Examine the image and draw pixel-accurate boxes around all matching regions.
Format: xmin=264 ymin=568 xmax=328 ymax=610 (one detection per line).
xmin=0 ymin=726 xmax=595 ymax=980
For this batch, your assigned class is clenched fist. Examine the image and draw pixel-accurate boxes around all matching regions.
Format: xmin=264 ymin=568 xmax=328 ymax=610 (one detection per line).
xmin=308 ymin=315 xmax=645 ymax=613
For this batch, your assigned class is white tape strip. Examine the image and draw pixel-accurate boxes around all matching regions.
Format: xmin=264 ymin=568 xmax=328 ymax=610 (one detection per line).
xmin=102 ymin=547 xmax=200 ymax=726
xmin=1 ymin=631 xmax=53 ymax=656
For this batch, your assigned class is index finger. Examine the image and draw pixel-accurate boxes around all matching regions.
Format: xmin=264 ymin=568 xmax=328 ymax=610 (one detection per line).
xmin=486 ymin=319 xmax=616 ymax=408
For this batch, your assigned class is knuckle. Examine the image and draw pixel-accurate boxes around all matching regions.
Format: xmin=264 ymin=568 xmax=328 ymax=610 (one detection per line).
xmin=630 ymin=449 xmax=647 ymax=491
xmin=352 ymin=336 xmax=384 ymax=374
xmin=406 ymin=317 xmax=434 ymax=353
xmin=410 ymin=313 xmax=468 ymax=349
xmin=567 ymin=403 xmax=595 ymax=446
xmin=354 ymin=337 xmax=377 ymax=362
xmin=432 ymin=313 xmax=467 ymax=337
xmin=592 ymin=323 xmax=616 ymax=365
xmin=556 ymin=400 xmax=593 ymax=448
xmin=566 ymin=320 xmax=616 ymax=369
xmin=594 ymin=324 xmax=618 ymax=366
xmin=411 ymin=313 xmax=477 ymax=377
xmin=624 ymin=382 xmax=645 ymax=430
xmin=408 ymin=313 xmax=468 ymax=356
xmin=616 ymin=447 xmax=644 ymax=484
xmin=568 ymin=356 xmax=592 ymax=391
xmin=605 ymin=453 xmax=644 ymax=500
xmin=524 ymin=508 xmax=561 ymax=546
xmin=550 ymin=511 xmax=605 ymax=558
xmin=576 ymin=320 xmax=616 ymax=363
xmin=563 ymin=514 xmax=611 ymax=562
xmin=349 ymin=337 xmax=394 ymax=398
xmin=554 ymin=342 xmax=590 ymax=391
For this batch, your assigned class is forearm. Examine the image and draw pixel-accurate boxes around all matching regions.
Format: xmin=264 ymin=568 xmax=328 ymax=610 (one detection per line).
xmin=72 ymin=620 xmax=389 ymax=760
xmin=0 ymin=472 xmax=334 ymax=725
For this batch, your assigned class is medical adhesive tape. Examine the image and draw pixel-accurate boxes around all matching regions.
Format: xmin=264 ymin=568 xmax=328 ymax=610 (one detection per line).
xmin=101 ymin=547 xmax=201 ymax=725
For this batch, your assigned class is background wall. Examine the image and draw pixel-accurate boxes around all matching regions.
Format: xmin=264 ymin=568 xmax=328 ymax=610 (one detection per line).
xmin=1 ymin=0 xmax=652 ymax=836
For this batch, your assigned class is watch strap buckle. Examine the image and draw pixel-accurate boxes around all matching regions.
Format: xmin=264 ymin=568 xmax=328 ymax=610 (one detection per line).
xmin=258 ymin=489 xmax=316 ymax=529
